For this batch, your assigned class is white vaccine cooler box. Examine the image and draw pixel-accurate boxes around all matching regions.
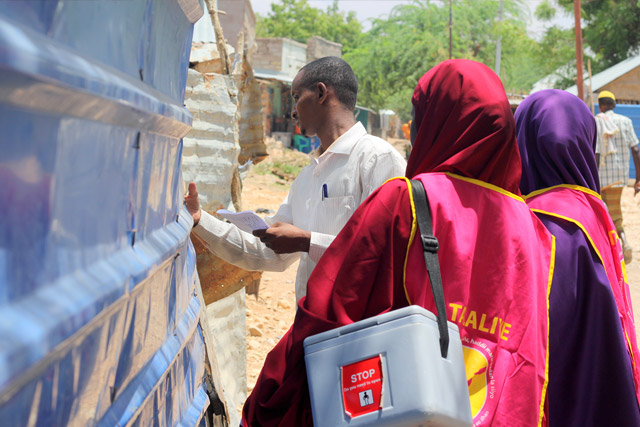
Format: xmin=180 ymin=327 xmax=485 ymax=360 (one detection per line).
xmin=303 ymin=305 xmax=472 ymax=426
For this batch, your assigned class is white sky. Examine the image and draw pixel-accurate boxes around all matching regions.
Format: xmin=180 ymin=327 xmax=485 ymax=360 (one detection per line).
xmin=250 ymin=0 xmax=573 ymax=40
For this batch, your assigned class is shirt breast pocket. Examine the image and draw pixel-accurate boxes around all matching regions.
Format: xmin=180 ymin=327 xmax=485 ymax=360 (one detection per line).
xmin=315 ymin=195 xmax=356 ymax=235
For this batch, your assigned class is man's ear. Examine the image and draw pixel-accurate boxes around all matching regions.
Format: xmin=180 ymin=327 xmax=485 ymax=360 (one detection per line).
xmin=317 ymin=82 xmax=329 ymax=104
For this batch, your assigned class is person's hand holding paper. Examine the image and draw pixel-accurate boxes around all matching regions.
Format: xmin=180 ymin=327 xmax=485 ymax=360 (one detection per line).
xmin=215 ymin=209 xmax=269 ymax=233
xmin=252 ymin=222 xmax=311 ymax=254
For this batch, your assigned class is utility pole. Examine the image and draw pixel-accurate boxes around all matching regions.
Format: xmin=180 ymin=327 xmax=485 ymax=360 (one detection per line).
xmin=495 ymin=0 xmax=504 ymax=77
xmin=449 ymin=0 xmax=453 ymax=59
xmin=574 ymin=0 xmax=584 ymax=101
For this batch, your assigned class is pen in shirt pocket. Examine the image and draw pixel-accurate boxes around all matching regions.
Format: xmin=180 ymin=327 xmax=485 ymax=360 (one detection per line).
xmin=322 ymin=183 xmax=328 ymax=200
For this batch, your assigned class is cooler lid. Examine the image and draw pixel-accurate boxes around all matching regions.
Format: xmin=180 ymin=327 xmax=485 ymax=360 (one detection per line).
xmin=303 ymin=305 xmax=455 ymax=348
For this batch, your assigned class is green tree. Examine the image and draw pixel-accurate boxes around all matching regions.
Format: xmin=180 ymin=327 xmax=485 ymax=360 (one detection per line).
xmin=345 ymin=0 xmax=543 ymax=120
xmin=555 ymin=0 xmax=640 ymax=70
xmin=530 ymin=1 xmax=601 ymax=89
xmin=257 ymin=0 xmax=571 ymax=119
xmin=533 ymin=24 xmax=577 ymax=89
xmin=256 ymin=0 xmax=363 ymax=54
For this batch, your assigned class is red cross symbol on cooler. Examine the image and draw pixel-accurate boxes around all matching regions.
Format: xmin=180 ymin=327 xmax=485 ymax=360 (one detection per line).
xmin=340 ymin=355 xmax=383 ymax=417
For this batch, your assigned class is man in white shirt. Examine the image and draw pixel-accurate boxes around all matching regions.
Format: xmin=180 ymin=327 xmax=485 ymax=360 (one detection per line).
xmin=184 ymin=56 xmax=406 ymax=302
xmin=595 ymin=90 xmax=640 ymax=263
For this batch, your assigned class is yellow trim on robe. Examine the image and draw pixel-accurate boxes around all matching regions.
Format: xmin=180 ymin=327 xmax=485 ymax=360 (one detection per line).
xmin=524 ymin=183 xmax=602 ymax=200
xmin=401 ymin=177 xmax=418 ymax=305
xmin=539 ymin=236 xmax=556 ymax=427
xmin=530 ymin=209 xmax=608 ymax=279
xmin=382 ymin=176 xmax=406 ymax=186
xmin=399 ymin=172 xmax=526 ymax=304
xmin=622 ymin=255 xmax=630 ymax=285
xmin=626 ymin=331 xmax=638 ymax=374
xmin=443 ymin=172 xmax=526 ymax=203
xmin=398 ymin=173 xmax=555 ymax=423
xmin=531 ymin=208 xmax=639 ymax=396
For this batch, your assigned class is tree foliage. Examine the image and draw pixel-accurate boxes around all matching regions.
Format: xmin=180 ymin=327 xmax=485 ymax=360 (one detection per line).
xmin=555 ymin=0 xmax=640 ymax=70
xmin=256 ymin=0 xmax=363 ymax=53
xmin=256 ymin=0 xmax=636 ymax=120
xmin=345 ymin=0 xmax=544 ymax=119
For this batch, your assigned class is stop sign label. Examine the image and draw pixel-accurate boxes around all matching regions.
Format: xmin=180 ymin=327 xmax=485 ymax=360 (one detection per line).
xmin=340 ymin=355 xmax=383 ymax=417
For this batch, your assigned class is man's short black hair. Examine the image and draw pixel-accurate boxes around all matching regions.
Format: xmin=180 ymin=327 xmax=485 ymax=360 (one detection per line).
xmin=599 ymin=97 xmax=615 ymax=108
xmin=298 ymin=56 xmax=358 ymax=111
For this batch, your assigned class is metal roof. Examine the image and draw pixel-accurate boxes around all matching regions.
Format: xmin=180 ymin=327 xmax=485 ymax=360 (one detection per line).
xmin=254 ymin=70 xmax=294 ymax=84
xmin=566 ymin=54 xmax=640 ymax=95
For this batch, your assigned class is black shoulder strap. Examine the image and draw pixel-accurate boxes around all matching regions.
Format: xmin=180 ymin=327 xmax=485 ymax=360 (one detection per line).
xmin=410 ymin=179 xmax=450 ymax=359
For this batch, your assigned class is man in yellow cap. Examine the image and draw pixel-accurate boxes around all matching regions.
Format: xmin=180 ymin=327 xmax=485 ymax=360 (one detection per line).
xmin=595 ymin=90 xmax=640 ymax=263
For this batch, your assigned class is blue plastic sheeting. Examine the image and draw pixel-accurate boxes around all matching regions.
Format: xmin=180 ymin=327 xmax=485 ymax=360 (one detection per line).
xmin=615 ymin=105 xmax=640 ymax=180
xmin=0 ymin=0 xmax=198 ymax=104
xmin=0 ymin=0 xmax=214 ymax=425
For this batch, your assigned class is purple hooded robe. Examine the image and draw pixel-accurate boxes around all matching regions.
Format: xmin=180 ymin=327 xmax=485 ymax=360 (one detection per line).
xmin=516 ymin=89 xmax=640 ymax=426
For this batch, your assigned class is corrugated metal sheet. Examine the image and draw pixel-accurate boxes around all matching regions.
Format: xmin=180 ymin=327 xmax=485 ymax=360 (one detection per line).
xmin=238 ymin=56 xmax=268 ymax=165
xmin=182 ymin=66 xmax=250 ymax=427
xmin=193 ymin=2 xmax=217 ymax=44
xmin=566 ymin=55 xmax=640 ymax=95
xmin=183 ymin=69 xmax=241 ymax=212
xmin=182 ymin=38 xmax=267 ymax=424
xmin=0 ymin=1 xmax=227 ymax=425
xmin=254 ymin=70 xmax=295 ymax=84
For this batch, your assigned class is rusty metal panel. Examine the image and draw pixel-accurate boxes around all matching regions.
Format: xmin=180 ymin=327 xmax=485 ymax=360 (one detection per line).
xmin=183 ymin=69 xmax=241 ymax=212
xmin=238 ymin=59 xmax=268 ymax=165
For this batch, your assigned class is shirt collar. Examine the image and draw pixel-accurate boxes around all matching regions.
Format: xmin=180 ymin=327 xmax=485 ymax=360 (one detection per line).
xmin=320 ymin=122 xmax=366 ymax=157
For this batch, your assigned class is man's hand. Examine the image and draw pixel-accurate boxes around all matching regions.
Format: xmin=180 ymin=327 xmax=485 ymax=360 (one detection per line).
xmin=634 ymin=179 xmax=640 ymax=196
xmin=252 ymin=222 xmax=311 ymax=254
xmin=184 ymin=182 xmax=202 ymax=226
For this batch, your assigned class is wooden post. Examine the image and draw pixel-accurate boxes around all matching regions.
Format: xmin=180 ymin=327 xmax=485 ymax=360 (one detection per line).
xmin=495 ymin=0 xmax=504 ymax=77
xmin=588 ymin=59 xmax=595 ymax=114
xmin=205 ymin=0 xmax=232 ymax=75
xmin=574 ymin=0 xmax=584 ymax=101
xmin=449 ymin=0 xmax=453 ymax=59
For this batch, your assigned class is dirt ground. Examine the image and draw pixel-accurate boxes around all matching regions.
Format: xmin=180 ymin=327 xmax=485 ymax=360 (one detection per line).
xmin=240 ymin=142 xmax=304 ymax=394
xmin=240 ymin=139 xmax=640 ymax=394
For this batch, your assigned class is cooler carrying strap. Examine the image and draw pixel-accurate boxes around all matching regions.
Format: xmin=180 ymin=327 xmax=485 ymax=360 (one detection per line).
xmin=410 ymin=179 xmax=450 ymax=359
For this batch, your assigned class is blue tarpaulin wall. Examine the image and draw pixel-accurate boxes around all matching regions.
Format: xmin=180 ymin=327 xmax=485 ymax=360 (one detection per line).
xmin=0 ymin=1 xmax=214 ymax=425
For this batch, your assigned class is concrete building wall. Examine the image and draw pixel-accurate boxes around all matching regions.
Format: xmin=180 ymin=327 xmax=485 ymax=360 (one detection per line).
xmin=306 ymin=36 xmax=342 ymax=62
xmin=253 ymin=38 xmax=284 ymax=74
xmin=218 ymin=0 xmax=256 ymax=51
xmin=254 ymin=37 xmax=307 ymax=80
xmin=281 ymin=38 xmax=308 ymax=79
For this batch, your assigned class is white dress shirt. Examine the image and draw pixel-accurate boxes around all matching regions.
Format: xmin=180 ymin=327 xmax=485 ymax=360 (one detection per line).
xmin=194 ymin=122 xmax=407 ymax=302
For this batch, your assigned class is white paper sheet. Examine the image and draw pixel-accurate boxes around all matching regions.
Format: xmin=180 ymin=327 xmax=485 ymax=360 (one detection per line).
xmin=216 ymin=209 xmax=269 ymax=233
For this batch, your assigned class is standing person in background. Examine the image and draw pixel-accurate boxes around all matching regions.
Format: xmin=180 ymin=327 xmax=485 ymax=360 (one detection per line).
xmin=595 ymin=90 xmax=640 ymax=263
xmin=516 ymin=89 xmax=640 ymax=426
xmin=401 ymin=120 xmax=411 ymax=140
xmin=242 ymin=60 xmax=555 ymax=426
xmin=184 ymin=56 xmax=406 ymax=303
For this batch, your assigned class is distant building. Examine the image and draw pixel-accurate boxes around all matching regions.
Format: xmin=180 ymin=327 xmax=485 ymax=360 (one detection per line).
xmin=566 ymin=54 xmax=640 ymax=104
xmin=253 ymin=36 xmax=343 ymax=148
xmin=306 ymin=36 xmax=342 ymax=63
xmin=217 ymin=0 xmax=257 ymax=51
